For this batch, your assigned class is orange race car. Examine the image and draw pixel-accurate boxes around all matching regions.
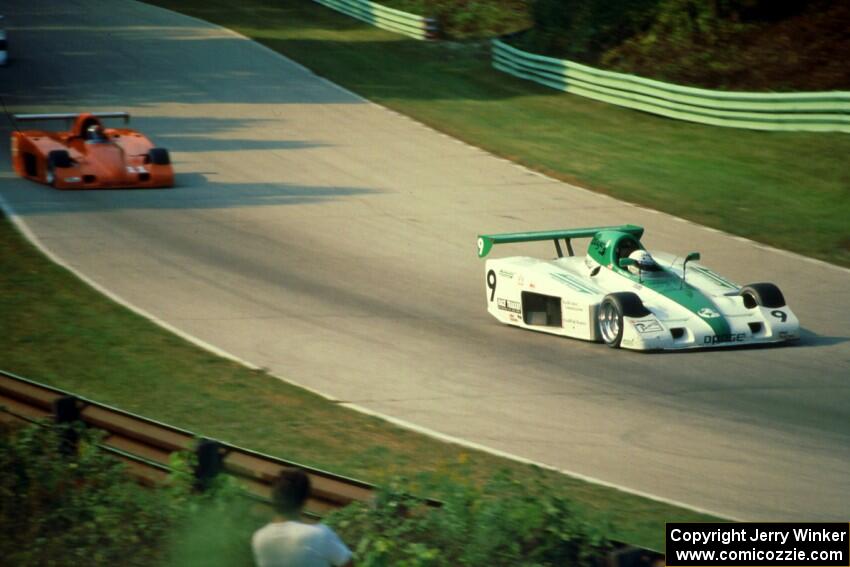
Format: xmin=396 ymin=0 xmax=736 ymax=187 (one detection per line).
xmin=11 ymin=112 xmax=173 ymax=189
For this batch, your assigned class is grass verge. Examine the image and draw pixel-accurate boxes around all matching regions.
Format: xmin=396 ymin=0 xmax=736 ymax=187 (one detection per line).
xmin=146 ymin=0 xmax=850 ymax=267
xmin=0 ymin=212 xmax=717 ymax=552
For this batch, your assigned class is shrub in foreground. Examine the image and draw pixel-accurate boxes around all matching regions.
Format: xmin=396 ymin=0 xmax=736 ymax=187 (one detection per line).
xmin=326 ymin=472 xmax=612 ymax=566
xmin=0 ymin=421 xmax=184 ymax=566
xmin=0 ymin=421 xmax=255 ymax=567
xmin=1 ymin=420 xmax=611 ymax=566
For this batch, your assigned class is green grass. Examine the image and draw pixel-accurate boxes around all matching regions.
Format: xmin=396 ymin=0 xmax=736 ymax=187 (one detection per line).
xmin=147 ymin=0 xmax=850 ymax=266
xmin=0 ymin=212 xmax=718 ymax=552
xmin=9 ymin=0 xmax=833 ymax=554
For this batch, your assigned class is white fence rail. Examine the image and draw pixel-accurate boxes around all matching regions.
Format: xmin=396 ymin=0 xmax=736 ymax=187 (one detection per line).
xmin=313 ymin=0 xmax=437 ymax=40
xmin=492 ymin=38 xmax=850 ymax=133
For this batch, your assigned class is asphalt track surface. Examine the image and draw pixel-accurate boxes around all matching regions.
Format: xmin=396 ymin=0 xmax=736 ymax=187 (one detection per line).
xmin=1 ymin=0 xmax=848 ymax=520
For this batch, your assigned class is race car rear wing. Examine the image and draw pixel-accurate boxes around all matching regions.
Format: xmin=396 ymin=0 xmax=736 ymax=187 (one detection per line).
xmin=13 ymin=112 xmax=130 ymax=125
xmin=477 ymin=225 xmax=644 ymax=258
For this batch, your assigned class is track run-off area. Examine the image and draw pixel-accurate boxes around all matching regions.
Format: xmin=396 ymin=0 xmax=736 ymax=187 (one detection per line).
xmin=1 ymin=0 xmax=848 ymax=520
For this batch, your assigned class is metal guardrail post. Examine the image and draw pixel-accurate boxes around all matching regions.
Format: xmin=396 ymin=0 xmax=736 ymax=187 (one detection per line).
xmin=194 ymin=437 xmax=223 ymax=491
xmin=53 ymin=395 xmax=80 ymax=456
xmin=424 ymin=17 xmax=439 ymax=40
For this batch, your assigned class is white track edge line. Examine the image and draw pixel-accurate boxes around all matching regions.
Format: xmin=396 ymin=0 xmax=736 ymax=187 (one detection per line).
xmin=343 ymin=401 xmax=740 ymax=521
xmin=0 ymin=193 xmax=733 ymax=521
xmin=0 ymin=195 xmax=261 ymax=372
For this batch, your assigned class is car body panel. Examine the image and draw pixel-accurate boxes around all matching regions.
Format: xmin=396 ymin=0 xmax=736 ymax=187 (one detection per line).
xmin=479 ymin=227 xmax=800 ymax=351
xmin=10 ymin=112 xmax=173 ymax=189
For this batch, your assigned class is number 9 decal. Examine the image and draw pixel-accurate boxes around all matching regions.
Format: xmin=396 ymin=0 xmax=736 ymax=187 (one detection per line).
xmin=487 ymin=269 xmax=497 ymax=301
xmin=477 ymin=237 xmax=485 ymax=257
xmin=771 ymin=309 xmax=787 ymax=323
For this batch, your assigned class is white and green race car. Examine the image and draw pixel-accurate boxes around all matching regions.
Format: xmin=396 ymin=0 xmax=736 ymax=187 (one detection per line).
xmin=477 ymin=225 xmax=800 ymax=351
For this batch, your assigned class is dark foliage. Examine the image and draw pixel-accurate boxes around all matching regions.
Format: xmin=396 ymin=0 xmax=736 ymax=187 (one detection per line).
xmin=516 ymin=0 xmax=850 ymax=89
xmin=326 ymin=473 xmax=613 ymax=566
xmin=0 ymin=421 xmax=256 ymax=567
xmin=528 ymin=0 xmax=662 ymax=60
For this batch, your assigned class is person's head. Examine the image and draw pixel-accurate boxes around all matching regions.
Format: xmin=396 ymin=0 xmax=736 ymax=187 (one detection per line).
xmin=628 ymin=249 xmax=657 ymax=275
xmin=87 ymin=123 xmax=105 ymax=141
xmin=271 ymin=468 xmax=311 ymax=516
xmin=616 ymin=238 xmax=638 ymax=262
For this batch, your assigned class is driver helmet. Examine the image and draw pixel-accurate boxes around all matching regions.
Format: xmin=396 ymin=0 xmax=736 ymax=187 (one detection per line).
xmin=87 ymin=124 xmax=106 ymax=141
xmin=628 ymin=250 xmax=657 ymax=275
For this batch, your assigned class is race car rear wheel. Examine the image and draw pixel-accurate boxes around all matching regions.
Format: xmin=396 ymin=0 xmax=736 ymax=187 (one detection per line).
xmin=598 ymin=292 xmax=649 ymax=348
xmin=148 ymin=147 xmax=170 ymax=165
xmin=740 ymin=283 xmax=786 ymax=309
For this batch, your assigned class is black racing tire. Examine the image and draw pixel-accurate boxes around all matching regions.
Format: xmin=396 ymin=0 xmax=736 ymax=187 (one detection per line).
xmin=740 ymin=283 xmax=786 ymax=309
xmin=47 ymin=149 xmax=72 ymax=169
xmin=148 ymin=147 xmax=170 ymax=165
xmin=597 ymin=292 xmax=650 ymax=348
xmin=46 ymin=150 xmax=72 ymax=187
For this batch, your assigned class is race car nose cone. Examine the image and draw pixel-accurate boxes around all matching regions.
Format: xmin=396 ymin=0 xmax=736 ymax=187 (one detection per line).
xmin=86 ymin=144 xmax=126 ymax=181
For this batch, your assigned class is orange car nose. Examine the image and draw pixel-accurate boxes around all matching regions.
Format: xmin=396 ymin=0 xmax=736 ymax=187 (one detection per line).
xmin=85 ymin=144 xmax=128 ymax=181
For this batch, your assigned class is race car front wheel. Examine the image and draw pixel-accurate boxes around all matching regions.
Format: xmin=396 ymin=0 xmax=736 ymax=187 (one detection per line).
xmin=740 ymin=283 xmax=786 ymax=309
xmin=148 ymin=147 xmax=171 ymax=165
xmin=598 ymin=298 xmax=623 ymax=347
xmin=598 ymin=292 xmax=650 ymax=348
xmin=46 ymin=150 xmax=72 ymax=187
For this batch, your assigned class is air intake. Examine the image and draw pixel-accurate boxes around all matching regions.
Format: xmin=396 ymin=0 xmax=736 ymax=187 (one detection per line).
xmin=670 ymin=328 xmax=685 ymax=339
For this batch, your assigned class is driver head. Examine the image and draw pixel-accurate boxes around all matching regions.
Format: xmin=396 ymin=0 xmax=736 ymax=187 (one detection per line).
xmin=628 ymin=250 xmax=656 ymax=275
xmin=87 ymin=124 xmax=105 ymax=140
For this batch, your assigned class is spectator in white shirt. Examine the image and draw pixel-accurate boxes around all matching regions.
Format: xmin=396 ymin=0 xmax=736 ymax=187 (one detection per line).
xmin=252 ymin=468 xmax=354 ymax=567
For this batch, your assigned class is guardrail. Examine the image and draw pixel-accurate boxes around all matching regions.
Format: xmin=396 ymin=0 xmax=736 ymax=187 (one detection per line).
xmin=0 ymin=369 xmax=373 ymax=517
xmin=492 ymin=38 xmax=850 ymax=133
xmin=312 ymin=0 xmax=438 ymax=40
xmin=0 ymin=370 xmax=665 ymax=565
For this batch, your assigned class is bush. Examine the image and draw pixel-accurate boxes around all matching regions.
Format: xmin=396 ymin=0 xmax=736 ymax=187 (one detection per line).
xmin=524 ymin=0 xmax=661 ymax=60
xmin=0 ymin=421 xmax=184 ymax=566
xmin=525 ymin=0 xmax=807 ymax=60
xmin=0 ymin=421 xmax=612 ymax=566
xmin=326 ymin=471 xmax=612 ymax=566
xmin=0 ymin=421 xmax=257 ymax=567
xmin=379 ymin=0 xmax=532 ymax=39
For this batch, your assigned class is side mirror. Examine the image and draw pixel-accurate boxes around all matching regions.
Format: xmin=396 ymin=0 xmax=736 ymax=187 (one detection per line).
xmin=618 ymin=258 xmax=637 ymax=269
xmin=681 ymin=252 xmax=700 ymax=288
